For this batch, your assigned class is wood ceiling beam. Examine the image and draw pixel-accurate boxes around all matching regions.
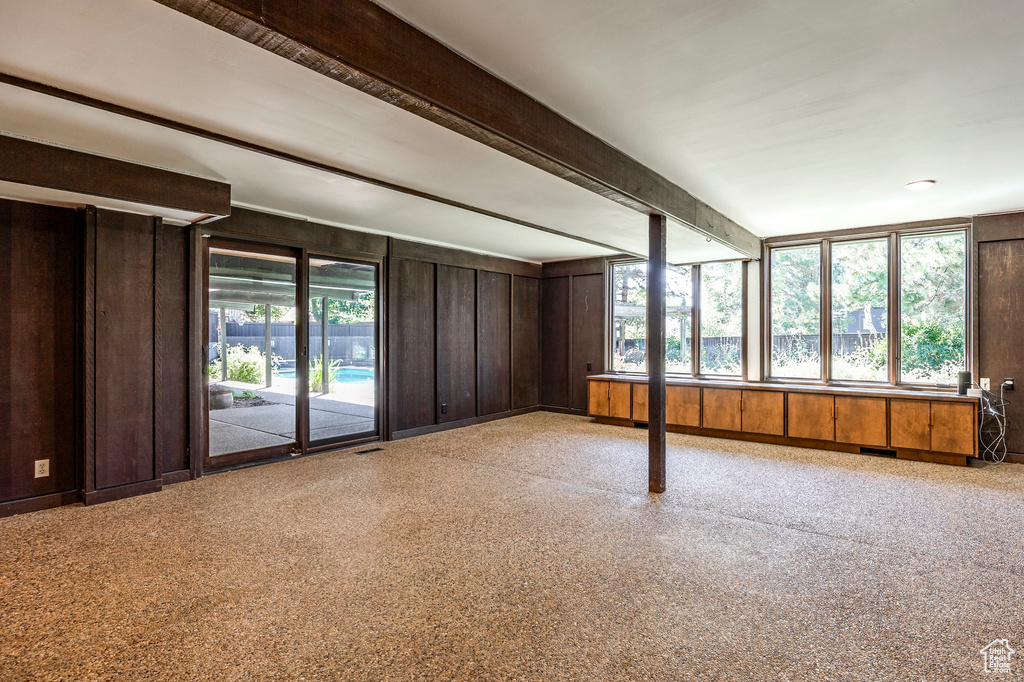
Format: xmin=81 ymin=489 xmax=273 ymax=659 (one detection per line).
xmin=153 ymin=0 xmax=762 ymax=258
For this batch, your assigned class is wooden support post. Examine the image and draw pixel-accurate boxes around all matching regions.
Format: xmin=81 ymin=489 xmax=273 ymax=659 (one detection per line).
xmin=321 ymin=296 xmax=330 ymax=394
xmin=219 ymin=307 xmax=228 ymax=382
xmin=649 ymin=214 xmax=667 ymax=493
xmin=264 ymin=303 xmax=272 ymax=388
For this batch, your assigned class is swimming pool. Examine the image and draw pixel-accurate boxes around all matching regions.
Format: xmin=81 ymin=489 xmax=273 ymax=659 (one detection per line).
xmin=277 ymin=367 xmax=374 ymax=383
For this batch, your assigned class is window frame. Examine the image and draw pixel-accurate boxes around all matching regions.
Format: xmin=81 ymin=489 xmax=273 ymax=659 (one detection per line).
xmin=606 ymin=257 xmax=748 ymax=380
xmin=763 ymin=222 xmax=971 ymax=388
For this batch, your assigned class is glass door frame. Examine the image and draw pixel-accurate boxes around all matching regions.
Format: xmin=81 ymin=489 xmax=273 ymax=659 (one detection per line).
xmin=200 ymin=236 xmax=384 ymax=470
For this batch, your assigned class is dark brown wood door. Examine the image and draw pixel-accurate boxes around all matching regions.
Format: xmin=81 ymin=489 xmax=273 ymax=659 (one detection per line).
xmin=931 ymin=402 xmax=977 ymax=455
xmin=787 ymin=393 xmax=835 ymax=441
xmin=741 ymin=390 xmax=785 ymax=436
xmin=477 ymin=271 xmax=511 ymax=416
xmin=437 ymin=265 xmax=476 ymax=422
xmin=667 ymin=386 xmax=701 ymax=427
xmin=0 ymin=200 xmax=77 ymax=503
xmin=512 ymin=276 xmax=540 ymax=409
xmin=571 ymin=274 xmax=604 ymax=411
xmin=703 ymin=388 xmax=742 ymax=431
xmin=834 ymin=396 xmax=888 ymax=447
xmin=890 ymin=399 xmax=931 ymax=450
xmin=541 ymin=277 xmax=570 ymax=408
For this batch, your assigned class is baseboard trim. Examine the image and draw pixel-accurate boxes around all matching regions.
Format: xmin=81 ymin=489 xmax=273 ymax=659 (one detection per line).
xmin=83 ymin=479 xmax=162 ymax=506
xmin=0 ymin=490 xmax=81 ymax=518
xmin=390 ymin=406 xmax=541 ymax=440
xmin=161 ymin=470 xmax=192 ymax=485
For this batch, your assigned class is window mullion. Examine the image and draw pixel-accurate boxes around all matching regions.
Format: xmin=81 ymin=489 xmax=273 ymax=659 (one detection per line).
xmin=691 ymin=264 xmax=701 ymax=376
xmin=888 ymin=232 xmax=900 ymax=386
xmin=820 ymin=241 xmax=831 ymax=383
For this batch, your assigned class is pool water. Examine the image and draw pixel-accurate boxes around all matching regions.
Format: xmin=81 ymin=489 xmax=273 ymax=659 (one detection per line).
xmin=277 ymin=367 xmax=374 ymax=383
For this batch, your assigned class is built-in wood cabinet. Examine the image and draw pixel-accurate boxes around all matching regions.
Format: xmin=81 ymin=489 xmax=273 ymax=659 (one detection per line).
xmin=787 ymin=393 xmax=835 ymax=441
xmin=834 ymin=396 xmax=887 ymax=447
xmin=588 ymin=376 xmax=978 ymax=465
xmin=741 ymin=390 xmax=785 ymax=436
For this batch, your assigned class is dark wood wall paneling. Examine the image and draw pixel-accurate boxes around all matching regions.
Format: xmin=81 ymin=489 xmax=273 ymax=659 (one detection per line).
xmin=477 ymin=271 xmax=511 ymax=416
xmin=0 ymin=200 xmax=78 ymax=506
xmin=437 ymin=265 xmax=477 ymax=423
xmin=976 ymin=212 xmax=1024 ymax=459
xmin=388 ymin=240 xmax=541 ymax=438
xmin=540 ymin=259 xmax=607 ymax=413
xmin=158 ymin=226 xmax=191 ymax=475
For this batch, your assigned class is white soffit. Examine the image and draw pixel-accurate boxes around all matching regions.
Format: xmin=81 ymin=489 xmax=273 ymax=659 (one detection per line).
xmin=378 ymin=0 xmax=1024 ymax=236
xmin=0 ymin=0 xmax=744 ymax=263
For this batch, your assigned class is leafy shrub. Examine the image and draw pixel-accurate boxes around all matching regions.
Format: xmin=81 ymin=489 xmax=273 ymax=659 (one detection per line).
xmin=210 ymin=345 xmax=279 ymax=385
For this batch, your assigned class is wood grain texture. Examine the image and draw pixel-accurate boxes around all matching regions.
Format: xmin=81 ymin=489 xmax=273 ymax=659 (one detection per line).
xmin=392 ymin=240 xmax=541 ymax=278
xmin=930 ymin=402 xmax=977 ymax=456
xmin=0 ymin=199 xmax=78 ymax=503
xmin=977 ymin=239 xmax=1024 ymax=454
xmin=153 ymin=0 xmax=759 ymax=257
xmin=632 ymin=383 xmax=649 ymax=422
xmin=436 ymin=265 xmax=476 ymax=423
xmin=787 ymin=393 xmax=835 ymax=441
xmin=210 ymin=207 xmax=387 ymax=256
xmin=388 ymin=258 xmax=435 ymax=432
xmin=512 ymin=276 xmax=541 ymax=409
xmin=571 ymin=274 xmax=605 ymax=412
xmin=157 ymin=225 xmax=190 ymax=474
xmin=890 ymin=399 xmax=931 ymax=451
xmin=541 ymin=277 xmax=570 ymax=408
xmin=703 ymin=388 xmax=742 ymax=431
xmin=608 ymin=381 xmax=632 ymax=420
xmin=0 ymin=134 xmax=230 ymax=217
xmin=477 ymin=271 xmax=511 ymax=416
xmin=666 ymin=386 xmax=701 ymax=428
xmin=588 ymin=380 xmax=609 ymax=417
xmin=741 ymin=390 xmax=785 ymax=436
xmin=93 ymin=210 xmax=157 ymax=490
xmin=834 ymin=396 xmax=888 ymax=447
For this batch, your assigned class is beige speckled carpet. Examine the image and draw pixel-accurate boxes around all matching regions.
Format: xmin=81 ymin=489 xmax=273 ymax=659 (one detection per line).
xmin=2 ymin=412 xmax=1023 ymax=681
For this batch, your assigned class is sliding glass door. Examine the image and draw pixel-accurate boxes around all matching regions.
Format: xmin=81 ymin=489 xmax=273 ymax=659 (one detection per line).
xmin=205 ymin=241 xmax=380 ymax=467
xmin=308 ymin=257 xmax=378 ymax=445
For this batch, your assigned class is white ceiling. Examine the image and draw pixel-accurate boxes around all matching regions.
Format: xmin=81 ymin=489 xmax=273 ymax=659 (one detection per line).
xmin=0 ymin=0 xmax=744 ymax=263
xmin=377 ymin=0 xmax=1024 ymax=236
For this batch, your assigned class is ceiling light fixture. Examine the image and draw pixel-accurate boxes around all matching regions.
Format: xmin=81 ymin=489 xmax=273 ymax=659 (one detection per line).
xmin=905 ymin=179 xmax=937 ymax=191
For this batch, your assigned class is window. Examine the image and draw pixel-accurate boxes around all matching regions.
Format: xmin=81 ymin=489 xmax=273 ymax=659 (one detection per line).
xmin=609 ymin=260 xmax=741 ymax=377
xmin=611 ymin=262 xmax=648 ymax=372
xmin=831 ymin=239 xmax=888 ymax=381
xmin=770 ymin=245 xmax=820 ymax=378
xmin=767 ymin=227 xmax=968 ymax=386
xmin=700 ymin=261 xmax=743 ymax=375
xmin=899 ymin=232 xmax=967 ymax=384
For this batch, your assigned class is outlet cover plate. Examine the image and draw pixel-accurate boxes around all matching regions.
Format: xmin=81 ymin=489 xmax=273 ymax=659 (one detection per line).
xmin=981 ymin=378 xmax=991 ymax=390
xmin=34 ymin=459 xmax=50 ymax=478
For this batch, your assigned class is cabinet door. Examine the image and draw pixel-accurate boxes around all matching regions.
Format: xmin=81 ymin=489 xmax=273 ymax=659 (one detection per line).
xmin=632 ymin=383 xmax=648 ymax=422
xmin=787 ymin=393 xmax=835 ymax=441
xmin=703 ymin=388 xmax=742 ymax=431
xmin=890 ymin=399 xmax=931 ymax=450
xmin=667 ymin=386 xmax=701 ymax=427
xmin=742 ymin=390 xmax=785 ymax=435
xmin=588 ymin=380 xmax=610 ymax=417
xmin=835 ymin=396 xmax=887 ymax=447
xmin=608 ymin=382 xmax=632 ymax=419
xmin=931 ymin=402 xmax=976 ymax=455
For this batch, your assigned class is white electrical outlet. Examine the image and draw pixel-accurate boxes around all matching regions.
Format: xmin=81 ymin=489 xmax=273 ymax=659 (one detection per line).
xmin=34 ymin=459 xmax=50 ymax=478
xmin=981 ymin=378 xmax=991 ymax=390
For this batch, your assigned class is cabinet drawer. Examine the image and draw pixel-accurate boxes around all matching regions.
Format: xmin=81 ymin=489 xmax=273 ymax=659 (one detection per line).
xmin=742 ymin=390 xmax=785 ymax=436
xmin=787 ymin=393 xmax=835 ymax=441
xmin=703 ymin=388 xmax=741 ymax=431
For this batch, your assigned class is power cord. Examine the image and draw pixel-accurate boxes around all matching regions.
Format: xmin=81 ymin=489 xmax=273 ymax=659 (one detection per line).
xmin=978 ymin=382 xmax=1010 ymax=462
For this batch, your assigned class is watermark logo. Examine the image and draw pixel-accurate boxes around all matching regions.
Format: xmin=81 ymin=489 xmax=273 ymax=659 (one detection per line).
xmin=981 ymin=639 xmax=1015 ymax=674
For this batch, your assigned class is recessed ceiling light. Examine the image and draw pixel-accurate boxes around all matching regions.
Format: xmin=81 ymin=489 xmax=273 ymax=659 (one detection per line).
xmin=905 ymin=180 xmax=937 ymax=191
